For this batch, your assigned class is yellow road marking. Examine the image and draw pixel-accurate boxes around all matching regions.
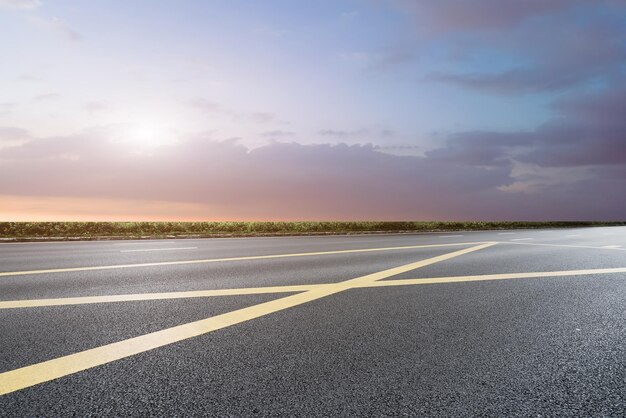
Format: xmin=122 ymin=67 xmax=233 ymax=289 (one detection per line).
xmin=0 ymin=285 xmax=323 ymax=309
xmin=3 ymin=263 xmax=625 ymax=310
xmin=0 ymin=242 xmax=495 ymax=394
xmin=339 ymin=242 xmax=497 ymax=285
xmin=362 ymin=267 xmax=626 ymax=288
xmin=0 ymin=241 xmax=488 ymax=278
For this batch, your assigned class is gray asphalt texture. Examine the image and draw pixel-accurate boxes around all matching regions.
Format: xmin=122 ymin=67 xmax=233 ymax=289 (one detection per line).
xmin=1 ymin=227 xmax=625 ymax=417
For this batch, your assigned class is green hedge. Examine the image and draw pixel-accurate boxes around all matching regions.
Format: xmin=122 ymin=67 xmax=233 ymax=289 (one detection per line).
xmin=0 ymin=221 xmax=624 ymax=238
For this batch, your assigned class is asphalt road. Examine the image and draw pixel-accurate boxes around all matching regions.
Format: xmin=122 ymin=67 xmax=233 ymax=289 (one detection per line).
xmin=0 ymin=227 xmax=625 ymax=416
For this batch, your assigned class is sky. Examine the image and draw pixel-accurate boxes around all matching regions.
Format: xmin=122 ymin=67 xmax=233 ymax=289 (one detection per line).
xmin=1 ymin=0 xmax=625 ymax=221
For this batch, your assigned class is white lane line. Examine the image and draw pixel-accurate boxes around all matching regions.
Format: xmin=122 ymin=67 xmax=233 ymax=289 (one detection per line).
xmin=0 ymin=242 xmax=489 ymax=278
xmin=498 ymin=232 xmax=516 ymax=235
xmin=566 ymin=234 xmax=582 ymax=237
xmin=113 ymin=242 xmax=178 ymax=246
xmin=602 ymin=245 xmax=622 ymax=249
xmin=440 ymin=235 xmax=463 ymax=238
xmin=511 ymin=238 xmax=534 ymax=241
xmin=120 ymin=247 xmax=198 ymax=253
xmin=503 ymin=242 xmax=626 ymax=251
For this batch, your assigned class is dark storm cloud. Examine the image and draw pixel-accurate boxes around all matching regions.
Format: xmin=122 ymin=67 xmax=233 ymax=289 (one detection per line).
xmin=428 ymin=86 xmax=626 ymax=168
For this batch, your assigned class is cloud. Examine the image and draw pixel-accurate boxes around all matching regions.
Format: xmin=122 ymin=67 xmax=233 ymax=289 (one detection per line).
xmin=0 ymin=103 xmax=17 ymax=117
xmin=339 ymin=47 xmax=415 ymax=72
xmin=369 ymin=47 xmax=416 ymax=71
xmin=0 ymin=126 xmax=31 ymax=141
xmin=189 ymin=98 xmax=275 ymax=124
xmin=395 ymin=0 xmax=618 ymax=32
xmin=249 ymin=112 xmax=274 ymax=124
xmin=0 ymin=0 xmax=41 ymax=10
xmin=0 ymin=127 xmax=623 ymax=220
xmin=188 ymin=98 xmax=222 ymax=113
xmin=82 ymin=101 xmax=108 ymax=114
xmin=29 ymin=16 xmax=82 ymax=41
xmin=428 ymin=85 xmax=626 ymax=168
xmin=427 ymin=131 xmax=531 ymax=166
xmin=340 ymin=11 xmax=357 ymax=20
xmin=427 ymin=70 xmax=580 ymax=95
xmin=317 ymin=129 xmax=369 ymax=138
xmin=373 ymin=144 xmax=419 ymax=151
xmin=316 ymin=128 xmax=397 ymax=143
xmin=519 ymin=87 xmax=626 ymax=167
xmin=252 ymin=24 xmax=289 ymax=38
xmin=394 ymin=1 xmax=626 ymax=94
xmin=34 ymin=92 xmax=60 ymax=101
xmin=15 ymin=74 xmax=40 ymax=82
xmin=260 ymin=130 xmax=294 ymax=138
xmin=428 ymin=20 xmax=626 ymax=94
xmin=338 ymin=52 xmax=371 ymax=63
xmin=49 ymin=17 xmax=82 ymax=41
xmin=0 ymin=135 xmax=509 ymax=219
xmin=0 ymin=126 xmax=32 ymax=148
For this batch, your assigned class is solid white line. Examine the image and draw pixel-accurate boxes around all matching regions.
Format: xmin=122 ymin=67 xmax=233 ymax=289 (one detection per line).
xmin=439 ymin=235 xmax=463 ymax=238
xmin=602 ymin=245 xmax=622 ymax=249
xmin=119 ymin=247 xmax=197 ymax=253
xmin=566 ymin=234 xmax=581 ymax=237
xmin=0 ymin=242 xmax=488 ymax=278
xmin=498 ymin=232 xmax=515 ymax=235
xmin=502 ymin=242 xmax=626 ymax=251
xmin=511 ymin=238 xmax=534 ymax=241
xmin=113 ymin=242 xmax=178 ymax=246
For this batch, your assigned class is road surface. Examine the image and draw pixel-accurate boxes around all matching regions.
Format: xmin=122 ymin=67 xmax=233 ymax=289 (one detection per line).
xmin=1 ymin=227 xmax=625 ymax=416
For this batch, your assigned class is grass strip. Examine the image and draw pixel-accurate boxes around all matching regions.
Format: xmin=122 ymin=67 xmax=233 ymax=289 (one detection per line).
xmin=0 ymin=221 xmax=624 ymax=241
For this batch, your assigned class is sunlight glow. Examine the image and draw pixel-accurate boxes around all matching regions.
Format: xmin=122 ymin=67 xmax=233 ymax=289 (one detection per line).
xmin=122 ymin=120 xmax=173 ymax=151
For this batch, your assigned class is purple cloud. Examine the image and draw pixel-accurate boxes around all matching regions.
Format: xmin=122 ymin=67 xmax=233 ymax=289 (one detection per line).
xmin=397 ymin=1 xmax=626 ymax=94
xmin=0 ymin=0 xmax=41 ymax=10
xmin=0 ymin=126 xmax=30 ymax=141
xmin=429 ymin=21 xmax=626 ymax=94
xmin=260 ymin=130 xmax=294 ymax=138
xmin=189 ymin=98 xmax=276 ymax=124
xmin=429 ymin=85 xmax=626 ymax=168
xmin=34 ymin=93 xmax=61 ymax=101
xmin=82 ymin=101 xmax=108 ymax=114
xmin=317 ymin=129 xmax=369 ymax=138
xmin=0 ymin=127 xmax=623 ymax=220
xmin=397 ymin=0 xmax=624 ymax=32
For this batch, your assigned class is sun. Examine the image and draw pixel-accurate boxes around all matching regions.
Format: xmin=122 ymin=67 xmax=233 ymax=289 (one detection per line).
xmin=131 ymin=123 xmax=156 ymax=141
xmin=124 ymin=121 xmax=167 ymax=150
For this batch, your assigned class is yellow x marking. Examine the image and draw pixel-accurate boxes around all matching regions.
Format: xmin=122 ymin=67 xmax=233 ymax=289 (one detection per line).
xmin=1 ymin=241 xmax=624 ymax=395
